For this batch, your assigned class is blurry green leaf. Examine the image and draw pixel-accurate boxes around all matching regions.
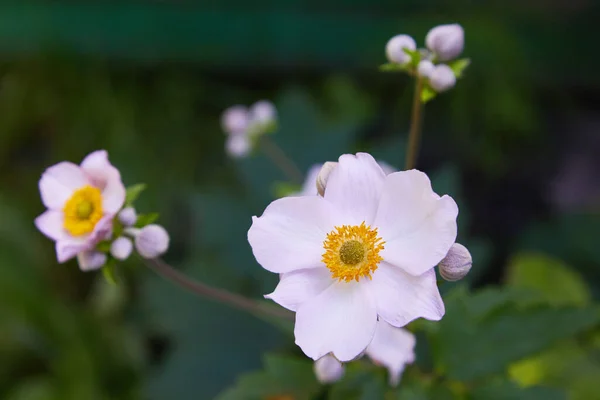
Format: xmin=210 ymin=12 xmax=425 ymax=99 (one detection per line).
xmin=379 ymin=63 xmax=409 ymax=72
xmin=470 ymin=380 xmax=566 ymax=400
xmin=102 ymin=261 xmax=118 ymax=285
xmin=506 ymin=253 xmax=591 ymax=307
xmin=421 ymin=86 xmax=437 ymax=103
xmin=134 ymin=212 xmax=159 ymax=228
xmin=403 ymin=48 xmax=421 ymax=67
xmin=125 ymin=183 xmax=147 ymax=206
xmin=328 ymin=363 xmax=386 ymax=400
xmin=447 ymin=58 xmax=471 ymax=78
xmin=272 ymin=181 xmax=301 ymax=198
xmin=395 ymin=380 xmax=458 ymax=400
xmin=4 ymin=377 xmax=55 ymax=400
xmin=96 ymin=240 xmax=111 ymax=252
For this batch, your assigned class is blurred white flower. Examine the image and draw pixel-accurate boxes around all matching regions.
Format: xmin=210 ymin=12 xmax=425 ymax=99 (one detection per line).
xmin=385 ymin=34 xmax=417 ymax=64
xmin=34 ymin=150 xmax=125 ymax=268
xmin=314 ymin=354 xmax=345 ymax=384
xmin=439 ymin=242 xmax=472 ymax=281
xmin=225 ymin=133 xmax=252 ymax=159
xmin=425 ymin=24 xmax=464 ymax=61
xmin=221 ymin=101 xmax=277 ymax=159
xmin=118 ymin=207 xmax=137 ymax=227
xmin=249 ymin=100 xmax=277 ymax=127
xmin=366 ymin=321 xmax=416 ymax=386
xmin=429 ymin=64 xmax=456 ymax=92
xmin=110 ymin=236 xmax=133 ymax=261
xmin=221 ymin=105 xmax=249 ymax=135
xmin=249 ymin=153 xmax=458 ymax=361
xmin=130 ymin=224 xmax=170 ymax=259
xmin=77 ymin=250 xmax=107 ymax=271
xmin=417 ymin=60 xmax=435 ymax=78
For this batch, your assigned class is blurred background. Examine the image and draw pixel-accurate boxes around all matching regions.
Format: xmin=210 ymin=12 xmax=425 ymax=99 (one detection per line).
xmin=1 ymin=1 xmax=599 ymax=399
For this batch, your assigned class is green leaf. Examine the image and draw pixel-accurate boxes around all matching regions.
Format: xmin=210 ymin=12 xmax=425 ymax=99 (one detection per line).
xmin=328 ymin=363 xmax=386 ymax=400
xmin=102 ymin=260 xmax=118 ymax=285
xmin=379 ymin=62 xmax=409 ymax=72
xmin=272 ymin=181 xmax=302 ymax=198
xmin=124 ymin=183 xmax=147 ymax=206
xmin=470 ymin=380 xmax=566 ymax=400
xmin=134 ymin=212 xmax=159 ymax=227
xmin=403 ymin=48 xmax=421 ymax=67
xmin=96 ymin=240 xmax=112 ymax=252
xmin=506 ymin=252 xmax=591 ymax=307
xmin=447 ymin=58 xmax=470 ymax=78
xmin=421 ymin=86 xmax=437 ymax=103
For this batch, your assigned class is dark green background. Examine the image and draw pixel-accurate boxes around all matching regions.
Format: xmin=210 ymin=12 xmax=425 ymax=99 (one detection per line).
xmin=0 ymin=1 xmax=599 ymax=399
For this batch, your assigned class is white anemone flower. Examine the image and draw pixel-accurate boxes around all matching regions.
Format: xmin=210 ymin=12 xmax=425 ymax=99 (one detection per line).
xmin=248 ymin=153 xmax=457 ymax=361
xmin=366 ymin=321 xmax=416 ymax=386
xmin=35 ymin=150 xmax=126 ymax=268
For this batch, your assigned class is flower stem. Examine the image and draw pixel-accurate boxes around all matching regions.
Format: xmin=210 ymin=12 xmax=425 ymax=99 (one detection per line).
xmin=404 ymin=78 xmax=425 ymax=170
xmin=259 ymin=136 xmax=304 ymax=184
xmin=144 ymin=257 xmax=294 ymax=321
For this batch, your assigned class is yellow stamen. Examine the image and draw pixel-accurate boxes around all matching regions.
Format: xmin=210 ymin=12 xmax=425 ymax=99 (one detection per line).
xmin=63 ymin=185 xmax=103 ymax=236
xmin=322 ymin=222 xmax=385 ymax=282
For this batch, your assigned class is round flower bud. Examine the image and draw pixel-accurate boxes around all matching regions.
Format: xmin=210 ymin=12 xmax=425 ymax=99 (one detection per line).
xmin=77 ymin=251 xmax=107 ymax=271
xmin=417 ymin=60 xmax=435 ymax=78
xmin=249 ymin=100 xmax=277 ymax=125
xmin=118 ymin=207 xmax=137 ymax=227
xmin=225 ymin=133 xmax=251 ymax=159
xmin=316 ymin=161 xmax=338 ymax=197
xmin=110 ymin=236 xmax=133 ymax=261
xmin=385 ymin=34 xmax=416 ymax=64
xmin=314 ymin=354 xmax=345 ymax=384
xmin=425 ymin=23 xmax=464 ymax=61
xmin=429 ymin=64 xmax=456 ymax=92
xmin=134 ymin=224 xmax=170 ymax=259
xmin=221 ymin=105 xmax=249 ymax=134
xmin=439 ymin=243 xmax=472 ymax=281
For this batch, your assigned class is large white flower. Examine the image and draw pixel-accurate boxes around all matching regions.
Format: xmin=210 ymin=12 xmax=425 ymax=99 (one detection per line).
xmin=248 ymin=153 xmax=457 ymax=361
xmin=366 ymin=321 xmax=415 ymax=386
xmin=35 ymin=150 xmax=126 ymax=268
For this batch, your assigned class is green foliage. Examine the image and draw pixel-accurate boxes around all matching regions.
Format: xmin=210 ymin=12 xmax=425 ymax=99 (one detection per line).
xmin=134 ymin=212 xmax=160 ymax=228
xmin=125 ymin=183 xmax=147 ymax=206
xmin=447 ymin=58 xmax=471 ymax=79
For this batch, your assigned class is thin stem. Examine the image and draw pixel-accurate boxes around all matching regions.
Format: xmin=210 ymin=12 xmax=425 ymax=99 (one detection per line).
xmin=259 ymin=136 xmax=304 ymax=184
xmin=405 ymin=78 xmax=425 ymax=170
xmin=144 ymin=257 xmax=294 ymax=321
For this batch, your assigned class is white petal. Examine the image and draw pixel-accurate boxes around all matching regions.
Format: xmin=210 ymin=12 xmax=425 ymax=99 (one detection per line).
xmin=366 ymin=321 xmax=415 ymax=386
xmin=55 ymin=238 xmax=87 ymax=263
xmin=34 ymin=210 xmax=66 ymax=241
xmin=374 ymin=170 xmax=458 ymax=276
xmin=39 ymin=162 xmax=88 ymax=209
xmin=81 ymin=150 xmax=126 ymax=214
xmin=294 ymin=281 xmax=377 ymax=362
xmin=324 ymin=153 xmax=386 ymax=225
xmin=368 ymin=262 xmax=444 ymax=326
xmin=265 ymin=268 xmax=334 ymax=311
xmin=77 ymin=251 xmax=107 ymax=271
xmin=225 ymin=134 xmax=251 ymax=158
xmin=248 ymin=196 xmax=340 ymax=273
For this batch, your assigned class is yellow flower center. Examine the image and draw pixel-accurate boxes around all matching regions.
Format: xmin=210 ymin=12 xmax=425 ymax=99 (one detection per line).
xmin=63 ymin=185 xmax=103 ymax=236
xmin=322 ymin=222 xmax=385 ymax=282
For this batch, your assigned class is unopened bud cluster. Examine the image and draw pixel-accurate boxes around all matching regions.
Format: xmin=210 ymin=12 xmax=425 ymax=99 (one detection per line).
xmin=383 ymin=23 xmax=468 ymax=97
xmin=438 ymin=243 xmax=472 ymax=281
xmin=221 ymin=100 xmax=278 ymax=159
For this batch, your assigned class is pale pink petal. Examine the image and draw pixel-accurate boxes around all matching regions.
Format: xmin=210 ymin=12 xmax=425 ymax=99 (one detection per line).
xmin=367 ymin=262 xmax=444 ymax=327
xmin=53 ymin=215 xmax=113 ymax=263
xmin=298 ymin=164 xmax=323 ymax=196
xmin=374 ymin=170 xmax=458 ymax=276
xmin=34 ymin=210 xmax=66 ymax=241
xmin=265 ymin=268 xmax=334 ymax=311
xmin=77 ymin=251 xmax=107 ymax=271
xmin=294 ymin=281 xmax=377 ymax=362
xmin=39 ymin=162 xmax=88 ymax=209
xmin=81 ymin=150 xmax=125 ymax=214
xmin=366 ymin=321 xmax=415 ymax=386
xmin=248 ymin=196 xmax=341 ymax=273
xmin=55 ymin=238 xmax=88 ymax=263
xmin=324 ymin=153 xmax=386 ymax=225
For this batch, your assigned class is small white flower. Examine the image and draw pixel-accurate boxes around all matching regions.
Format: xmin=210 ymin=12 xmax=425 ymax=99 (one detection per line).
xmin=35 ymin=150 xmax=126 ymax=268
xmin=425 ymin=24 xmax=464 ymax=61
xmin=249 ymin=100 xmax=277 ymax=126
xmin=249 ymin=153 xmax=458 ymax=361
xmin=77 ymin=251 xmax=107 ymax=271
xmin=366 ymin=321 xmax=415 ymax=386
xmin=314 ymin=354 xmax=345 ymax=384
xmin=131 ymin=224 xmax=170 ymax=259
xmin=439 ymin=242 xmax=472 ymax=281
xmin=225 ymin=133 xmax=252 ymax=159
xmin=429 ymin=64 xmax=456 ymax=92
xmin=417 ymin=60 xmax=435 ymax=78
xmin=118 ymin=207 xmax=137 ymax=227
xmin=385 ymin=34 xmax=417 ymax=64
xmin=221 ymin=105 xmax=249 ymax=135
xmin=110 ymin=236 xmax=133 ymax=261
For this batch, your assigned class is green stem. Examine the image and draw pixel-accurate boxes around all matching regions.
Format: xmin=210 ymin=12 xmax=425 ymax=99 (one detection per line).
xmin=259 ymin=136 xmax=304 ymax=184
xmin=405 ymin=78 xmax=425 ymax=170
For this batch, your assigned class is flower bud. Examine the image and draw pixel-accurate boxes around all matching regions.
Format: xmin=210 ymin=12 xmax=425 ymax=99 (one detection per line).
xmin=439 ymin=243 xmax=472 ymax=281
xmin=417 ymin=60 xmax=435 ymax=78
xmin=77 ymin=251 xmax=107 ymax=271
xmin=225 ymin=133 xmax=251 ymax=159
xmin=249 ymin=100 xmax=277 ymax=125
xmin=385 ymin=34 xmax=416 ymax=64
xmin=110 ymin=236 xmax=133 ymax=261
xmin=133 ymin=224 xmax=170 ymax=259
xmin=429 ymin=64 xmax=456 ymax=92
xmin=316 ymin=161 xmax=338 ymax=197
xmin=221 ymin=105 xmax=249 ymax=134
xmin=425 ymin=23 xmax=464 ymax=61
xmin=314 ymin=354 xmax=344 ymax=384
xmin=118 ymin=207 xmax=137 ymax=227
